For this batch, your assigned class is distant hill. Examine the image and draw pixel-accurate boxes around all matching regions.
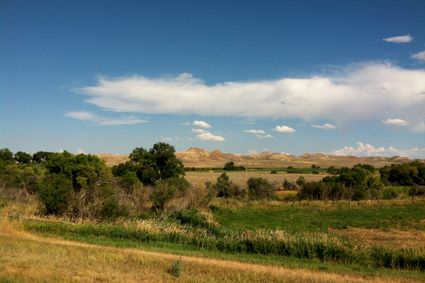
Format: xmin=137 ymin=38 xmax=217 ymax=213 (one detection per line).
xmin=97 ymin=147 xmax=411 ymax=168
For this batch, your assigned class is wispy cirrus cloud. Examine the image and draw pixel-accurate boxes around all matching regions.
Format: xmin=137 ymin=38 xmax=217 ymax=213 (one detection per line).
xmin=334 ymin=142 xmax=425 ymax=159
xmin=382 ymin=34 xmax=413 ymax=43
xmin=311 ymin=123 xmax=336 ymax=129
xmin=191 ymin=129 xmax=224 ymax=141
xmin=76 ymin=63 xmax=425 ymax=132
xmin=382 ymin=118 xmax=409 ymax=126
xmin=64 ymin=111 xmax=147 ymax=126
xmin=273 ymin=125 xmax=295 ymax=133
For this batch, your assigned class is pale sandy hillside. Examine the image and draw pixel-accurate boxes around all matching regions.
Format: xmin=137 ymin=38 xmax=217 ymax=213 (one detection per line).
xmin=98 ymin=148 xmax=411 ymax=168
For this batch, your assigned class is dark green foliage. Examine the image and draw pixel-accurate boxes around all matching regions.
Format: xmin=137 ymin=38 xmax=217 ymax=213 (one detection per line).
xmin=128 ymin=142 xmax=185 ymax=185
xmin=247 ymin=177 xmax=275 ymax=200
xmin=380 ymin=162 xmax=425 ymax=186
xmin=282 ymin=179 xmax=296 ymax=190
xmin=14 ymin=151 xmax=32 ymax=164
xmin=37 ymin=174 xmax=73 ymax=215
xmin=32 ymin=151 xmax=54 ymax=163
xmin=213 ymin=172 xmax=246 ymax=198
xmin=296 ymin=176 xmax=306 ymax=187
xmin=119 ymin=171 xmax=142 ymax=194
xmin=223 ymin=161 xmax=246 ymax=171
xmin=327 ymin=166 xmax=337 ymax=174
xmin=270 ymin=170 xmax=278 ymax=174
xmin=298 ymin=164 xmax=383 ymax=201
xmin=176 ymin=208 xmax=208 ymax=228
xmin=382 ymin=188 xmax=399 ymax=200
xmin=0 ymin=148 xmax=14 ymax=162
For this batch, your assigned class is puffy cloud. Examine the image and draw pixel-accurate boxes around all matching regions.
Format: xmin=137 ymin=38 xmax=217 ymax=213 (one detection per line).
xmin=382 ymin=34 xmax=413 ymax=43
xmin=243 ymin=129 xmax=265 ymax=134
xmin=192 ymin=120 xmax=211 ymax=128
xmin=273 ymin=125 xmax=295 ymax=133
xmin=77 ymin=63 xmax=425 ymax=132
xmin=412 ymin=50 xmax=425 ymax=62
xmin=64 ymin=111 xmax=147 ymax=126
xmin=333 ymin=142 xmax=425 ymax=158
xmin=382 ymin=118 xmax=409 ymax=126
xmin=191 ymin=129 xmax=224 ymax=141
xmin=311 ymin=123 xmax=336 ymax=129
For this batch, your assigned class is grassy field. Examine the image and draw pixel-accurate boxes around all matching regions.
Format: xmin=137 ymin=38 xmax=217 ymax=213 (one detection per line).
xmin=1 ymin=170 xmax=425 ymax=282
xmin=185 ymin=171 xmax=327 ymax=189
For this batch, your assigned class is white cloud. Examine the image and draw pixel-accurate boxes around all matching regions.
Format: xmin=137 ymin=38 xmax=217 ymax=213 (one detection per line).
xmin=333 ymin=142 xmax=425 ymax=158
xmin=382 ymin=118 xmax=409 ymax=126
xmin=76 ymin=149 xmax=86 ymax=154
xmin=255 ymin=134 xmax=273 ymax=139
xmin=273 ymin=125 xmax=295 ymax=133
xmin=191 ymin=129 xmax=224 ymax=141
xmin=382 ymin=34 xmax=413 ymax=43
xmin=77 ymin=63 xmax=425 ymax=132
xmin=64 ymin=111 xmax=147 ymax=126
xmin=243 ymin=129 xmax=265 ymax=134
xmin=311 ymin=123 xmax=336 ymax=129
xmin=412 ymin=50 xmax=425 ymax=62
xmin=192 ymin=120 xmax=211 ymax=128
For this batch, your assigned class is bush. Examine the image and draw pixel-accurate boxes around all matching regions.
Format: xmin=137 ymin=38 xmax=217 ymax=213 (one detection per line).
xmin=382 ymin=188 xmax=399 ymax=200
xmin=270 ymin=170 xmax=278 ymax=174
xmin=37 ymin=174 xmax=73 ymax=215
xmin=151 ymin=177 xmax=190 ymax=210
xmin=247 ymin=177 xmax=275 ymax=200
xmin=282 ymin=179 xmax=296 ymax=190
xmin=169 ymin=259 xmax=183 ymax=277
xmin=119 ymin=171 xmax=142 ymax=194
xmin=213 ymin=172 xmax=246 ymax=198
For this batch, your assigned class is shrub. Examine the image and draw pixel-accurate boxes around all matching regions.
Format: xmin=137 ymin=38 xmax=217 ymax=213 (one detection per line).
xmin=213 ymin=172 xmax=245 ymax=198
xmin=382 ymin=188 xmax=399 ymax=200
xmin=296 ymin=176 xmax=306 ymax=187
xmin=247 ymin=177 xmax=275 ymax=200
xmin=169 ymin=259 xmax=183 ymax=277
xmin=270 ymin=170 xmax=278 ymax=174
xmin=151 ymin=177 xmax=190 ymax=210
xmin=282 ymin=179 xmax=296 ymax=190
xmin=37 ymin=174 xmax=73 ymax=215
xmin=119 ymin=171 xmax=142 ymax=194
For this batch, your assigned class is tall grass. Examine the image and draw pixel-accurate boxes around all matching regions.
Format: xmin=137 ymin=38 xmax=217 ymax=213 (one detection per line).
xmin=24 ymin=219 xmax=425 ymax=271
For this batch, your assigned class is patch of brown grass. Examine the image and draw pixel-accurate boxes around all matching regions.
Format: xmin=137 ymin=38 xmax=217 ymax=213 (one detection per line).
xmin=330 ymin=227 xmax=425 ymax=249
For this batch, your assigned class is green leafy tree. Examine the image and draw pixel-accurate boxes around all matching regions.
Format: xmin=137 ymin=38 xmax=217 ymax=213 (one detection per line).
xmin=130 ymin=142 xmax=185 ymax=185
xmin=0 ymin=148 xmax=14 ymax=162
xmin=14 ymin=151 xmax=32 ymax=164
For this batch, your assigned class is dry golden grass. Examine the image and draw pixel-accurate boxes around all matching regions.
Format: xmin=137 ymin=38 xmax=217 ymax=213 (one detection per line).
xmin=185 ymin=171 xmax=326 ymax=189
xmin=330 ymin=227 xmax=425 ymax=249
xmin=0 ymin=220 xmax=417 ymax=283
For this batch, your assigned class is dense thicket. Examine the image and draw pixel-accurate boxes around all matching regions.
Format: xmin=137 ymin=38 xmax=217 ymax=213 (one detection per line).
xmin=298 ymin=164 xmax=383 ymax=201
xmin=380 ymin=161 xmax=425 ymax=186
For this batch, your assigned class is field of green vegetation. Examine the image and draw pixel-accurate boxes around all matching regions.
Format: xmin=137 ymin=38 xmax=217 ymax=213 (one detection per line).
xmin=1 ymin=144 xmax=425 ymax=282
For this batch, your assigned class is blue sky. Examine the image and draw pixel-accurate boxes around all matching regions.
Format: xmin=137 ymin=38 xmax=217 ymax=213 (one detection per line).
xmin=1 ymin=0 xmax=425 ymax=157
